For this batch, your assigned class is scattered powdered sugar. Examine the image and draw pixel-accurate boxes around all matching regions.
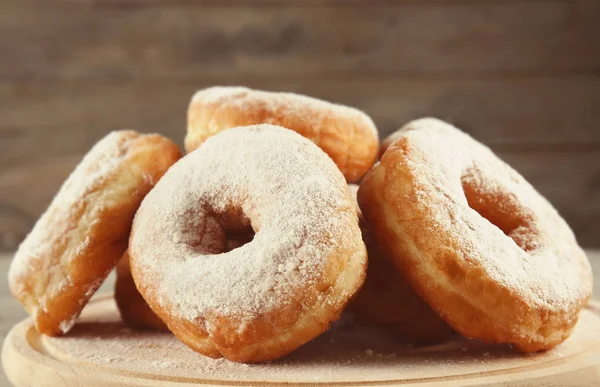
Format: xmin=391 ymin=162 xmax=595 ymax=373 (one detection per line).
xmin=84 ymin=277 xmax=106 ymax=299
xmin=59 ymin=315 xmax=77 ymax=334
xmin=42 ymin=296 xmax=599 ymax=384
xmin=383 ymin=118 xmax=592 ymax=316
xmin=130 ymin=125 xmax=361 ymax=323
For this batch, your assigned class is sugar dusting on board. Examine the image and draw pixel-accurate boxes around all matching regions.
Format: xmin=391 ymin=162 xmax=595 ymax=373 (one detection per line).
xmin=41 ymin=295 xmax=600 ymax=384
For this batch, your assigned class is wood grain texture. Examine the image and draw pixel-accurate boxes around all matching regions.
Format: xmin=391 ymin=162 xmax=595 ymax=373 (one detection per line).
xmin=1 ymin=77 xmax=599 ymax=152
xmin=3 ymin=294 xmax=600 ymax=386
xmin=26 ymin=0 xmax=599 ymax=4
xmin=0 ymin=0 xmax=598 ymax=249
xmin=1 ymin=1 xmax=599 ymax=78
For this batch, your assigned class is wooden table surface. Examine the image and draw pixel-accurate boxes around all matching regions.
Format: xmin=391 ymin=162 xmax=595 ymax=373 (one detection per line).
xmin=0 ymin=251 xmax=598 ymax=387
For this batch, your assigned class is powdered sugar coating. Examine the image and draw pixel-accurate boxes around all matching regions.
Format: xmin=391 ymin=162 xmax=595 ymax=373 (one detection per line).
xmin=186 ymin=86 xmax=380 ymax=182
xmin=9 ymin=130 xmax=181 ymax=336
xmin=8 ymin=132 xmax=137 ymax=334
xmin=130 ymin=125 xmax=364 ymax=329
xmin=9 ymin=132 xmax=131 ymax=283
xmin=361 ymin=118 xmax=593 ymax=351
xmin=190 ymin=86 xmax=378 ymax=138
xmin=394 ymin=118 xmax=591 ymax=309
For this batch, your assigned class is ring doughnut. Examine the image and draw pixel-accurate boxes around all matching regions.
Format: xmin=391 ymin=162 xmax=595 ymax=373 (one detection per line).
xmin=115 ymin=231 xmax=256 ymax=331
xmin=185 ymin=86 xmax=379 ymax=182
xmin=358 ymin=118 xmax=593 ymax=352
xmin=9 ymin=131 xmax=181 ymax=336
xmin=115 ymin=250 xmax=168 ymax=331
xmin=130 ymin=124 xmax=367 ymax=362
xmin=347 ymin=185 xmax=454 ymax=343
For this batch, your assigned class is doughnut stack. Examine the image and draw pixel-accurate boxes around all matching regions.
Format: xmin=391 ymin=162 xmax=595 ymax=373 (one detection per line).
xmin=9 ymin=86 xmax=593 ymax=363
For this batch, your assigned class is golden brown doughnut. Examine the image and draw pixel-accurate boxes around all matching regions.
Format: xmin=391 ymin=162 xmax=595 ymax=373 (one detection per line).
xmin=115 ymin=250 xmax=168 ymax=331
xmin=186 ymin=86 xmax=379 ymax=182
xmin=358 ymin=118 xmax=593 ymax=352
xmin=130 ymin=124 xmax=367 ymax=362
xmin=9 ymin=131 xmax=181 ymax=336
xmin=347 ymin=185 xmax=454 ymax=343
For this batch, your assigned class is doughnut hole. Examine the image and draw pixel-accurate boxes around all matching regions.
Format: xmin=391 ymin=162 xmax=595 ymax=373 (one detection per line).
xmin=196 ymin=205 xmax=256 ymax=254
xmin=224 ymin=227 xmax=255 ymax=252
xmin=461 ymin=167 xmax=539 ymax=253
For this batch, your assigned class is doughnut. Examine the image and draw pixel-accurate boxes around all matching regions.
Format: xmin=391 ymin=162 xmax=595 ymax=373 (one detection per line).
xmin=381 ymin=128 xmax=404 ymax=156
xmin=115 ymin=231 xmax=255 ymax=331
xmin=347 ymin=185 xmax=454 ymax=343
xmin=115 ymin=250 xmax=168 ymax=331
xmin=130 ymin=124 xmax=367 ymax=362
xmin=185 ymin=86 xmax=379 ymax=182
xmin=358 ymin=118 xmax=593 ymax=352
xmin=9 ymin=131 xmax=181 ymax=336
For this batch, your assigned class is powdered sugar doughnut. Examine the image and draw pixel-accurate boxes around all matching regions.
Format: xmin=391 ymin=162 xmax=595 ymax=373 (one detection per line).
xmin=358 ymin=118 xmax=593 ymax=352
xmin=186 ymin=86 xmax=379 ymax=182
xmin=347 ymin=185 xmax=454 ymax=343
xmin=130 ymin=124 xmax=367 ymax=362
xmin=9 ymin=131 xmax=181 ymax=336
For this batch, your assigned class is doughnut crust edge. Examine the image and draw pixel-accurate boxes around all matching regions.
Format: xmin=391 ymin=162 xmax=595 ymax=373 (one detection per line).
xmin=358 ymin=118 xmax=593 ymax=352
xmin=348 ymin=186 xmax=455 ymax=343
xmin=115 ymin=250 xmax=169 ymax=331
xmin=9 ymin=131 xmax=181 ymax=336
xmin=186 ymin=86 xmax=379 ymax=182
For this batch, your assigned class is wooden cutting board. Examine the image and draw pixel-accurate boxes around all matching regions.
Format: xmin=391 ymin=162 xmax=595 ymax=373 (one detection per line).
xmin=3 ymin=294 xmax=600 ymax=387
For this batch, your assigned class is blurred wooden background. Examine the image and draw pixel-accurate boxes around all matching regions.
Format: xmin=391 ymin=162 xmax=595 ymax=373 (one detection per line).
xmin=0 ymin=0 xmax=598 ymax=250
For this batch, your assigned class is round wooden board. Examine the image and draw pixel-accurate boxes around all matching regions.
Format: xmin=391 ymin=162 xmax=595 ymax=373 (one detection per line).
xmin=3 ymin=295 xmax=600 ymax=387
